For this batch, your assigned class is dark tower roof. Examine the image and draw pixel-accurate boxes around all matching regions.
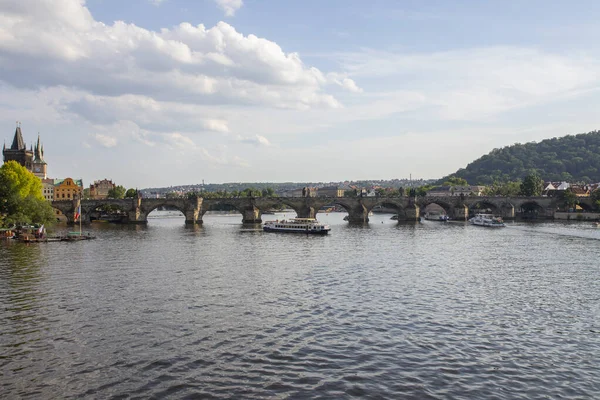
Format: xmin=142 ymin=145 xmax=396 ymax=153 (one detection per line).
xmin=11 ymin=126 xmax=25 ymax=150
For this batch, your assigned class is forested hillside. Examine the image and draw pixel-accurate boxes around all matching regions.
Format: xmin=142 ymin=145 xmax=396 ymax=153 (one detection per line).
xmin=448 ymin=130 xmax=600 ymax=184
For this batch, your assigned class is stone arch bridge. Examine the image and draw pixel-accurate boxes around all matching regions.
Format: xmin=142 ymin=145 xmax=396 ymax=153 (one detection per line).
xmin=51 ymin=195 xmax=593 ymax=225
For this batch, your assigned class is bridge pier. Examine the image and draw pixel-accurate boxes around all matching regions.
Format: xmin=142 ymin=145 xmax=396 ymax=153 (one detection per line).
xmin=295 ymin=206 xmax=318 ymax=219
xmin=242 ymin=206 xmax=262 ymax=224
xmin=346 ymin=203 xmax=370 ymax=223
xmin=451 ymin=204 xmax=469 ymax=221
xmin=126 ymin=194 xmax=147 ymax=224
xmin=398 ymin=204 xmax=420 ymax=222
xmin=501 ymin=204 xmax=515 ymax=220
xmin=185 ymin=197 xmax=203 ymax=224
xmin=127 ymin=208 xmax=147 ymax=224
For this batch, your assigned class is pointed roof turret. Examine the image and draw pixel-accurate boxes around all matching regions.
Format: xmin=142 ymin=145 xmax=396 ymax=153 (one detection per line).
xmin=10 ymin=122 xmax=25 ymax=150
xmin=34 ymin=133 xmax=44 ymax=161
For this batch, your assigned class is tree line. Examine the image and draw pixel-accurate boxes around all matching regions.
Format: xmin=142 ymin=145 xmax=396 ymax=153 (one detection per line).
xmin=442 ymin=130 xmax=600 ymax=184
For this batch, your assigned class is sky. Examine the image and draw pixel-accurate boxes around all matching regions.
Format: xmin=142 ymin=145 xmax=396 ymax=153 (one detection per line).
xmin=2 ymin=0 xmax=600 ymax=189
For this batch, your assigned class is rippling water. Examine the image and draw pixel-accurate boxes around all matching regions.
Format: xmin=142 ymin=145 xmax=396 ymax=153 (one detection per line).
xmin=2 ymin=212 xmax=600 ymax=399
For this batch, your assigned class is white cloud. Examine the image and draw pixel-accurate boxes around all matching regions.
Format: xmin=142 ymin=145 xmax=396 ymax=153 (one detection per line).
xmin=150 ymin=0 xmax=167 ymax=5
xmin=214 ymin=0 xmax=243 ymax=17
xmin=165 ymin=132 xmax=196 ymax=149
xmin=326 ymin=73 xmax=363 ymax=93
xmin=237 ymin=134 xmax=271 ymax=146
xmin=336 ymin=47 xmax=600 ymax=120
xmin=93 ymin=133 xmax=118 ymax=148
xmin=199 ymin=147 xmax=249 ymax=167
xmin=0 ymin=1 xmax=343 ymax=110
xmin=203 ymin=119 xmax=230 ymax=133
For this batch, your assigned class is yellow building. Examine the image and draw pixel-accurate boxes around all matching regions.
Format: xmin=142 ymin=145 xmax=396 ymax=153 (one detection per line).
xmin=54 ymin=178 xmax=83 ymax=201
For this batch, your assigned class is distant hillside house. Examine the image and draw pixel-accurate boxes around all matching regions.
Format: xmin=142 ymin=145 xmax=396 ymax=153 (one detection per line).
xmin=317 ymin=186 xmax=345 ymax=197
xmin=543 ymin=181 xmax=570 ymax=196
xmin=427 ymin=185 xmax=485 ymax=196
xmin=54 ymin=178 xmax=83 ymax=201
xmin=570 ymin=186 xmax=590 ymax=197
xmin=90 ymin=179 xmax=116 ymax=199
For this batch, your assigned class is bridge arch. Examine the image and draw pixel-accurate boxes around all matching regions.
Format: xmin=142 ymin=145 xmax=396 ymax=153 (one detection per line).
xmin=465 ymin=199 xmax=502 ymax=217
xmin=418 ymin=199 xmax=454 ymax=217
xmin=142 ymin=202 xmax=187 ymax=223
xmin=517 ymin=201 xmax=546 ymax=220
xmin=201 ymin=199 xmax=262 ymax=224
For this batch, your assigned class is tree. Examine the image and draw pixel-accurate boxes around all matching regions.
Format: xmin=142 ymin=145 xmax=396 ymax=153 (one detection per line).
xmin=107 ymin=185 xmax=126 ymax=199
xmin=443 ymin=176 xmax=468 ymax=186
xmin=560 ymin=188 xmax=578 ymax=211
xmin=0 ymin=161 xmax=55 ymax=227
xmin=520 ymin=172 xmax=543 ymax=196
xmin=261 ymin=188 xmax=275 ymax=197
xmin=591 ymin=188 xmax=600 ymax=210
xmin=82 ymin=188 xmax=91 ymax=200
xmin=124 ymin=188 xmax=138 ymax=198
xmin=483 ymin=180 xmax=521 ymax=196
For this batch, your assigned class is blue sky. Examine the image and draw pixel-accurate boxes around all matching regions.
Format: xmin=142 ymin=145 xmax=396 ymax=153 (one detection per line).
xmin=1 ymin=0 xmax=600 ymax=188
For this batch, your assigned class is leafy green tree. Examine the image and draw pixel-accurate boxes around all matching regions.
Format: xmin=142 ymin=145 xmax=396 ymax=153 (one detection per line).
xmin=124 ymin=188 xmax=138 ymax=198
xmin=443 ymin=176 xmax=468 ymax=186
xmin=483 ymin=181 xmax=521 ymax=196
xmin=520 ymin=172 xmax=543 ymax=196
xmin=107 ymin=185 xmax=126 ymax=199
xmin=415 ymin=185 xmax=434 ymax=197
xmin=590 ymin=188 xmax=600 ymax=210
xmin=261 ymin=188 xmax=275 ymax=197
xmin=82 ymin=188 xmax=91 ymax=200
xmin=0 ymin=161 xmax=55 ymax=227
xmin=560 ymin=188 xmax=578 ymax=211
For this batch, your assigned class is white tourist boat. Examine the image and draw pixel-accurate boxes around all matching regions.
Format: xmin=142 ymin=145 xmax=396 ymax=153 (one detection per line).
xmin=469 ymin=213 xmax=505 ymax=227
xmin=263 ymin=218 xmax=331 ymax=234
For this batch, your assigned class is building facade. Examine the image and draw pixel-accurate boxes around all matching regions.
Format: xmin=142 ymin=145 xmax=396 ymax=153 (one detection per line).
xmin=42 ymin=178 xmax=54 ymax=201
xmin=90 ymin=179 xmax=115 ymax=199
xmin=53 ymin=178 xmax=83 ymax=201
xmin=318 ymin=186 xmax=345 ymax=197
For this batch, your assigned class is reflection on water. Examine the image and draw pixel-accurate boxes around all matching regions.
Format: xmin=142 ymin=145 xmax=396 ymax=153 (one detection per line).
xmin=1 ymin=211 xmax=600 ymax=399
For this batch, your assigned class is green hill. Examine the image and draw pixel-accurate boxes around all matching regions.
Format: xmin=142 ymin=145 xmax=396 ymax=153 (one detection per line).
xmin=446 ymin=130 xmax=600 ymax=184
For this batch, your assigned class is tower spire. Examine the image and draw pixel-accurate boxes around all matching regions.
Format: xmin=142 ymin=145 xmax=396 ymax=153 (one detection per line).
xmin=10 ymin=121 xmax=25 ymax=150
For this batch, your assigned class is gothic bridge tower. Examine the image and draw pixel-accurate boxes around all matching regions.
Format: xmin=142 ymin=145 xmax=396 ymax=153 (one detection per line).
xmin=3 ymin=122 xmax=34 ymax=171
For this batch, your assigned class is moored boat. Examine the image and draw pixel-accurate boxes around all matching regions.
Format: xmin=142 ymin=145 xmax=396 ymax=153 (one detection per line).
xmin=424 ymin=212 xmax=450 ymax=222
xmin=61 ymin=232 xmax=96 ymax=241
xmin=263 ymin=218 xmax=330 ymax=234
xmin=1 ymin=227 xmax=16 ymax=239
xmin=15 ymin=224 xmax=46 ymax=241
xmin=469 ymin=213 xmax=505 ymax=227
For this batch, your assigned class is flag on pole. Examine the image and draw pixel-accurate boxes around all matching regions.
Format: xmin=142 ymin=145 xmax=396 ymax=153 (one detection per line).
xmin=37 ymin=224 xmax=44 ymax=234
xmin=75 ymin=205 xmax=81 ymax=221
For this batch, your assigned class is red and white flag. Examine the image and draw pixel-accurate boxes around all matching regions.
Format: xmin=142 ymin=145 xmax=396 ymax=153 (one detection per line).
xmin=74 ymin=205 xmax=81 ymax=221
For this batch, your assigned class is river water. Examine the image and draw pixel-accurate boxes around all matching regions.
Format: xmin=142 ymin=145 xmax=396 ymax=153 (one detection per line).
xmin=1 ymin=211 xmax=600 ymax=399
